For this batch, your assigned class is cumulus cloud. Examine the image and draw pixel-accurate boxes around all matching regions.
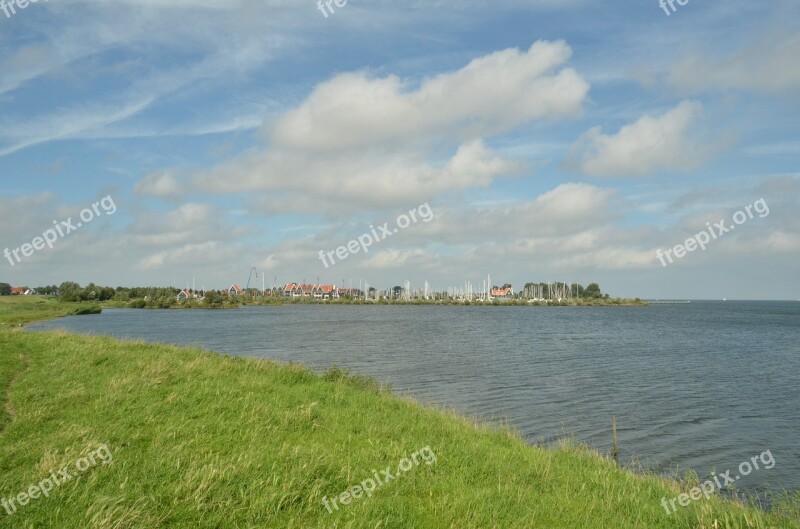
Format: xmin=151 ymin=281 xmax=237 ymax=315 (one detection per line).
xmin=249 ymin=181 xmax=645 ymax=279
xmin=268 ymin=40 xmax=589 ymax=151
xmin=134 ymin=170 xmax=182 ymax=199
xmin=565 ymin=101 xmax=715 ymax=177
xmin=195 ymin=41 xmax=588 ymax=214
xmin=137 ymin=241 xmax=224 ymax=270
xmin=128 ymin=202 xmax=245 ymax=252
xmin=666 ymin=31 xmax=800 ymax=95
xmin=408 ymin=183 xmax=620 ymax=244
xmin=203 ymin=139 xmax=524 ymax=202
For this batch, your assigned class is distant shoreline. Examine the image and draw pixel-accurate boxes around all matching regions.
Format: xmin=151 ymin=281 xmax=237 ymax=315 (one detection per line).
xmin=100 ymin=297 xmax=648 ymax=310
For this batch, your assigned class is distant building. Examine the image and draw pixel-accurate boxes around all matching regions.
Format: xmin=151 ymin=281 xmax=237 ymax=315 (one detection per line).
xmin=319 ymin=285 xmax=338 ymax=299
xmin=227 ymin=284 xmax=243 ymax=296
xmin=491 ymin=287 xmax=514 ymax=298
xmin=10 ymin=287 xmax=24 ymax=295
xmin=283 ymin=283 xmax=301 ymax=297
xmin=177 ymin=290 xmax=192 ymax=301
xmin=282 ymin=283 xmax=339 ymax=299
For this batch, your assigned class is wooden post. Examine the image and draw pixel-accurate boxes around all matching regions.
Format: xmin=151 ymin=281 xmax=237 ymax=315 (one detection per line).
xmin=612 ymin=416 xmax=618 ymax=465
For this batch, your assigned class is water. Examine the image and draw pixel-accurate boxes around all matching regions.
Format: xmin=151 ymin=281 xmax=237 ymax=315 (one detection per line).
xmin=29 ymin=301 xmax=800 ymax=496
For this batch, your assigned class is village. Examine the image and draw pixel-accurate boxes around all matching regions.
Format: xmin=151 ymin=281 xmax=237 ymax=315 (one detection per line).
xmin=173 ymin=279 xmax=605 ymax=303
xmin=176 ymin=282 xmax=517 ymax=302
xmin=0 ymin=278 xmax=617 ymax=306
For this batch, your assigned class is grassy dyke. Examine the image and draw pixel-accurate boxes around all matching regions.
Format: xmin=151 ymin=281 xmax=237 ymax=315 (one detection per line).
xmin=0 ymin=295 xmax=100 ymax=326
xmin=0 ymin=297 xmax=797 ymax=528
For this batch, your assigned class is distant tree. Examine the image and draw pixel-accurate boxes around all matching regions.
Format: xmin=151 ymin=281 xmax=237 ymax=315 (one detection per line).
xmin=82 ymin=283 xmax=98 ymax=301
xmin=203 ymin=291 xmax=224 ymax=307
xmin=35 ymin=285 xmax=59 ymax=295
xmin=58 ymin=282 xmax=82 ymax=302
xmin=584 ymin=283 xmax=602 ymax=299
xmin=0 ymin=283 xmax=10 ymax=296
xmin=129 ymin=288 xmax=147 ymax=299
xmin=98 ymin=286 xmax=115 ymax=301
xmin=114 ymin=290 xmax=130 ymax=301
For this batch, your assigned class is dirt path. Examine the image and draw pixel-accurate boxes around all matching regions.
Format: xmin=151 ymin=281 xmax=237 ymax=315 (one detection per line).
xmin=2 ymin=353 xmax=31 ymax=428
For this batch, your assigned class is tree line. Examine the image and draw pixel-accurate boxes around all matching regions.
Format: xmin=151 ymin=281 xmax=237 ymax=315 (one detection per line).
xmin=0 ymin=282 xmax=238 ymax=309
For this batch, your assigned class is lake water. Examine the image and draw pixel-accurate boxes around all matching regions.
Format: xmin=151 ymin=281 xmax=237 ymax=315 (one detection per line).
xmin=29 ymin=301 xmax=800 ymax=496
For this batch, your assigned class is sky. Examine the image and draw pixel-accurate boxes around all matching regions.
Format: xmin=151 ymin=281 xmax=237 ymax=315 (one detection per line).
xmin=0 ymin=0 xmax=798 ymax=299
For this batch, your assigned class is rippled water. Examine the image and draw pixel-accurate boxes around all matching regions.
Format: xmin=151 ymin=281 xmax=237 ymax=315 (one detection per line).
xmin=30 ymin=301 xmax=800 ymax=495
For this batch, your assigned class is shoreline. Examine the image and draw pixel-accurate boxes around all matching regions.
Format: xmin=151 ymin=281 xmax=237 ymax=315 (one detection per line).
xmin=100 ymin=297 xmax=649 ymax=310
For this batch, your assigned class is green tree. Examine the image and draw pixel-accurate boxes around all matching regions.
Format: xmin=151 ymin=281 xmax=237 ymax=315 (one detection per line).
xmin=35 ymin=285 xmax=59 ymax=295
xmin=584 ymin=283 xmax=602 ymax=299
xmin=203 ymin=291 xmax=224 ymax=307
xmin=81 ymin=283 xmax=99 ymax=301
xmin=114 ymin=290 xmax=131 ymax=302
xmin=58 ymin=282 xmax=82 ymax=302
xmin=98 ymin=287 xmax=116 ymax=301
xmin=0 ymin=283 xmax=11 ymax=296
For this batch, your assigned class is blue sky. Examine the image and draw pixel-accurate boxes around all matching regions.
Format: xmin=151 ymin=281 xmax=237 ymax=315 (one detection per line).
xmin=0 ymin=0 xmax=798 ymax=299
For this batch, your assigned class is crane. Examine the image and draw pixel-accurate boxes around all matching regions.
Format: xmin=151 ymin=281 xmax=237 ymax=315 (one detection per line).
xmin=245 ymin=267 xmax=258 ymax=292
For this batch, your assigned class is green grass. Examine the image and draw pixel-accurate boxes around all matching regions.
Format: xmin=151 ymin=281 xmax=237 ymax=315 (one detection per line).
xmin=0 ymin=297 xmax=797 ymax=528
xmin=0 ymin=295 xmax=100 ymax=326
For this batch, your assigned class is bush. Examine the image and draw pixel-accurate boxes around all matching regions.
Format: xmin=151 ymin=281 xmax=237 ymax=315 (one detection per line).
xmin=73 ymin=305 xmax=102 ymax=316
xmin=322 ymin=366 xmax=383 ymax=392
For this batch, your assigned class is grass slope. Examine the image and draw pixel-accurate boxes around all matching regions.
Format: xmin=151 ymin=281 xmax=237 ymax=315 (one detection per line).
xmin=0 ymin=297 xmax=797 ymax=528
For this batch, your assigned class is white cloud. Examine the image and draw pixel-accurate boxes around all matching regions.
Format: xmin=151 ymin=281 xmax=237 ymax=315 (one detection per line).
xmin=565 ymin=100 xmax=714 ymax=178
xmin=361 ymin=249 xmax=426 ymax=269
xmin=268 ymin=40 xmax=588 ymax=152
xmin=134 ymin=171 xmax=182 ymax=199
xmin=129 ymin=202 xmax=244 ymax=250
xmin=200 ymin=139 xmax=526 ymax=215
xmin=552 ymin=246 xmax=658 ymax=270
xmin=248 ymin=182 xmax=642 ymax=277
xmin=136 ymin=241 xmax=223 ymax=270
xmin=411 ymin=183 xmax=620 ymax=244
xmin=666 ymin=31 xmax=800 ymax=95
xmin=196 ymin=41 xmax=587 ymax=213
